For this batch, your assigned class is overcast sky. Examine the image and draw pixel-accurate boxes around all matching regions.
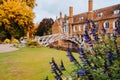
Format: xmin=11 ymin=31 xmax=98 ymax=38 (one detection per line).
xmin=33 ymin=0 xmax=120 ymax=23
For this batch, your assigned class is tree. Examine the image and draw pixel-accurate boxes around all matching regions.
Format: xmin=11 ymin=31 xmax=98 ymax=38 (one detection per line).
xmin=0 ymin=0 xmax=36 ymax=8
xmin=0 ymin=25 xmax=6 ymax=41
xmin=22 ymin=0 xmax=36 ymax=8
xmin=35 ymin=18 xmax=54 ymax=36
xmin=0 ymin=0 xmax=35 ymax=39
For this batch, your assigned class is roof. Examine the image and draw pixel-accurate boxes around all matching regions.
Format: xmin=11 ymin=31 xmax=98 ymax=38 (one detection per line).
xmin=72 ymin=4 xmax=120 ymax=24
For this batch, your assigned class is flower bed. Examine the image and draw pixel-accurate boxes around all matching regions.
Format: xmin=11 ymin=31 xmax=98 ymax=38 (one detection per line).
xmin=48 ymin=18 xmax=120 ymax=80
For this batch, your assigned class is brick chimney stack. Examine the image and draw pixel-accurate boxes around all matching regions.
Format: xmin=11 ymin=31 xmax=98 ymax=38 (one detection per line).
xmin=60 ymin=12 xmax=62 ymax=19
xmin=69 ymin=6 xmax=73 ymax=17
xmin=88 ymin=0 xmax=93 ymax=20
xmin=69 ymin=6 xmax=73 ymax=35
xmin=88 ymin=0 xmax=93 ymax=12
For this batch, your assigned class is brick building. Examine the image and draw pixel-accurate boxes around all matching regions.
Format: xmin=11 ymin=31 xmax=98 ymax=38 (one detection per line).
xmin=52 ymin=0 xmax=120 ymax=47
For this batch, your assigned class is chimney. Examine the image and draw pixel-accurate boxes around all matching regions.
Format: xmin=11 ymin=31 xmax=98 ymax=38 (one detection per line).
xmin=69 ymin=6 xmax=73 ymax=35
xmin=88 ymin=0 xmax=93 ymax=12
xmin=60 ymin=12 xmax=62 ymax=19
xmin=69 ymin=6 xmax=73 ymax=17
xmin=88 ymin=0 xmax=93 ymax=20
xmin=69 ymin=6 xmax=73 ymax=23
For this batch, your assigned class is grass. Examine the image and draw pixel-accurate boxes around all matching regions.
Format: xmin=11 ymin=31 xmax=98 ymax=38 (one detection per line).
xmin=0 ymin=47 xmax=79 ymax=80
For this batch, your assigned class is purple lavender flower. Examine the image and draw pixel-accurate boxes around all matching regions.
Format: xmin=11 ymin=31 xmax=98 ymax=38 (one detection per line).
xmin=90 ymin=28 xmax=96 ymax=36
xmin=78 ymin=48 xmax=84 ymax=54
xmin=78 ymin=70 xmax=86 ymax=76
xmin=94 ymin=36 xmax=99 ymax=42
xmin=101 ymin=28 xmax=106 ymax=35
xmin=83 ymin=32 xmax=91 ymax=43
xmin=115 ymin=27 xmax=120 ymax=35
xmin=50 ymin=58 xmax=62 ymax=75
xmin=86 ymin=19 xmax=93 ymax=24
xmin=108 ymin=55 xmax=114 ymax=61
xmin=87 ymin=41 xmax=93 ymax=47
xmin=66 ymin=48 xmax=76 ymax=62
xmin=105 ymin=52 xmax=114 ymax=65
xmin=79 ymin=56 xmax=86 ymax=62
xmin=114 ymin=18 xmax=120 ymax=35
xmin=55 ymin=75 xmax=62 ymax=80
xmin=105 ymin=52 xmax=109 ymax=56
xmin=60 ymin=60 xmax=66 ymax=71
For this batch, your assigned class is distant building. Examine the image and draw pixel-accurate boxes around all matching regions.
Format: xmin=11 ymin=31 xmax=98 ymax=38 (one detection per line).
xmin=52 ymin=0 xmax=120 ymax=47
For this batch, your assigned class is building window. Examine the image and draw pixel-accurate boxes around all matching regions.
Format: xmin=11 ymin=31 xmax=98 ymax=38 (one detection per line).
xmin=63 ymin=26 xmax=69 ymax=33
xmin=79 ymin=25 xmax=82 ymax=31
xmin=79 ymin=17 xmax=84 ymax=20
xmin=98 ymin=12 xmax=103 ymax=17
xmin=113 ymin=9 xmax=120 ymax=15
xmin=84 ymin=24 xmax=88 ymax=31
xmin=95 ymin=23 xmax=99 ymax=31
xmin=113 ymin=20 xmax=118 ymax=29
xmin=66 ymin=26 xmax=69 ymax=32
xmin=73 ymin=26 xmax=77 ymax=32
xmin=66 ymin=20 xmax=69 ymax=23
xmin=104 ymin=21 xmax=109 ymax=29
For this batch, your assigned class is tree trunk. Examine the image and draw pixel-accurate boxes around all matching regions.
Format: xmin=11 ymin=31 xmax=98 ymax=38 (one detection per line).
xmin=27 ymin=31 xmax=29 ymax=39
xmin=11 ymin=35 xmax=14 ymax=41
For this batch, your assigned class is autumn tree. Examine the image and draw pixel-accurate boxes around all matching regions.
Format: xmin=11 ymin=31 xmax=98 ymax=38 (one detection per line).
xmin=35 ymin=18 xmax=54 ymax=36
xmin=21 ymin=0 xmax=36 ymax=8
xmin=0 ymin=0 xmax=35 ymax=40
xmin=0 ymin=0 xmax=36 ymax=8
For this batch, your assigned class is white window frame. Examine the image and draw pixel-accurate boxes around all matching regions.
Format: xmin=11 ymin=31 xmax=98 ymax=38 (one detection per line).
xmin=113 ymin=20 xmax=118 ymax=29
xmin=73 ymin=26 xmax=77 ymax=32
xmin=95 ymin=23 xmax=99 ymax=31
xmin=113 ymin=9 xmax=120 ymax=15
xmin=98 ymin=12 xmax=103 ymax=17
xmin=104 ymin=21 xmax=109 ymax=29
xmin=83 ymin=24 xmax=88 ymax=31
xmin=66 ymin=26 xmax=69 ymax=33
xmin=79 ymin=25 xmax=82 ymax=31
xmin=79 ymin=17 xmax=84 ymax=20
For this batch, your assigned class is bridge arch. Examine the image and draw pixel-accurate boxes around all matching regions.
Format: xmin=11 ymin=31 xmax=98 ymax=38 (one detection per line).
xmin=36 ymin=33 xmax=83 ymax=47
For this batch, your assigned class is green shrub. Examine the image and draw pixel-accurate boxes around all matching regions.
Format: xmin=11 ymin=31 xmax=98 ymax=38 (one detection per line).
xmin=27 ymin=40 xmax=43 ymax=48
xmin=4 ymin=38 xmax=11 ymax=44
xmin=12 ymin=38 xmax=19 ymax=44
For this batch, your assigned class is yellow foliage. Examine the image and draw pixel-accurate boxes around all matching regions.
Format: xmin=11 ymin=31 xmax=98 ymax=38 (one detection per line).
xmin=117 ymin=37 xmax=120 ymax=45
xmin=12 ymin=38 xmax=19 ymax=44
xmin=104 ymin=34 xmax=111 ymax=43
xmin=91 ymin=63 xmax=94 ymax=67
xmin=0 ymin=0 xmax=34 ymax=27
xmin=4 ymin=38 xmax=10 ymax=43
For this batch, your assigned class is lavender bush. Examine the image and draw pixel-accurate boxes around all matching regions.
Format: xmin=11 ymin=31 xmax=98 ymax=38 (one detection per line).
xmin=49 ymin=18 xmax=120 ymax=80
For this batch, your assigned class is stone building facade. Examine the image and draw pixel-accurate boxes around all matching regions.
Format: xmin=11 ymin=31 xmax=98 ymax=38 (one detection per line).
xmin=52 ymin=0 xmax=120 ymax=47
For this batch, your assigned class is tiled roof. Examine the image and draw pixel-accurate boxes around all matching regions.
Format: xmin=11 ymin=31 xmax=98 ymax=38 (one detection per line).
xmin=73 ymin=12 xmax=88 ymax=24
xmin=72 ymin=4 xmax=120 ymax=24
xmin=93 ymin=4 xmax=120 ymax=21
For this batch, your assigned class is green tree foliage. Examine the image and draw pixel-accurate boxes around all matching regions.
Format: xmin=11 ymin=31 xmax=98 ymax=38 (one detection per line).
xmin=0 ymin=25 xmax=6 ymax=41
xmin=35 ymin=18 xmax=54 ymax=36
xmin=0 ymin=0 xmax=35 ymax=39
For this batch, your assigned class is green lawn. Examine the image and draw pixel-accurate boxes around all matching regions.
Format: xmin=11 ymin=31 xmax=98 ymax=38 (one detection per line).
xmin=0 ymin=47 xmax=78 ymax=80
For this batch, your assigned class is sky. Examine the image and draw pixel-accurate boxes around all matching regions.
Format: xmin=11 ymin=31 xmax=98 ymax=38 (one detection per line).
xmin=33 ymin=0 xmax=120 ymax=23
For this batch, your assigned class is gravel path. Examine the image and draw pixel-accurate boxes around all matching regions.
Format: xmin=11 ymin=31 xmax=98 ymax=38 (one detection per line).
xmin=0 ymin=44 xmax=19 ymax=53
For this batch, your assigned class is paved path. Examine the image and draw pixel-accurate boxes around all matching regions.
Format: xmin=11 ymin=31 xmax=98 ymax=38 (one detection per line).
xmin=0 ymin=44 xmax=19 ymax=53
